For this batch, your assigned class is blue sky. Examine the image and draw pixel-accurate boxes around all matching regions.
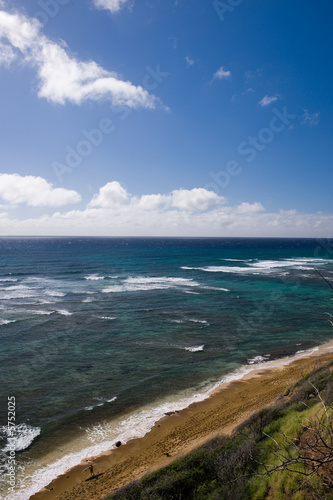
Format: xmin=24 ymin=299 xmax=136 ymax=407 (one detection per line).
xmin=0 ymin=0 xmax=332 ymax=236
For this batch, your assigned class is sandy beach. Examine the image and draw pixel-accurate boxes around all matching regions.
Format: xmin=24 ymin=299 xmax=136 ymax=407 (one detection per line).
xmin=30 ymin=346 xmax=333 ymax=500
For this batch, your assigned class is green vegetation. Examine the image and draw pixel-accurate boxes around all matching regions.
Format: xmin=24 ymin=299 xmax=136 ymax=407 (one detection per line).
xmin=106 ymin=361 xmax=333 ymax=499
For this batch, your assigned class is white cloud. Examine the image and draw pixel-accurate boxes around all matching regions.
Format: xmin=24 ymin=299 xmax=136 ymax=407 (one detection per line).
xmin=93 ymin=0 xmax=130 ymax=14
xmin=0 ymin=173 xmax=81 ymax=207
xmin=0 ymin=10 xmax=158 ymax=108
xmin=185 ymin=56 xmax=195 ymax=67
xmin=235 ymin=202 xmax=265 ymax=214
xmin=90 ymin=184 xmax=224 ymax=212
xmin=136 ymin=194 xmax=167 ymax=211
xmin=170 ymin=188 xmax=223 ymax=211
xmin=259 ymin=95 xmax=279 ymax=107
xmin=0 ymin=180 xmax=332 ymax=237
xmin=89 ymin=181 xmax=130 ymax=208
xmin=302 ymin=109 xmax=320 ymax=127
xmin=0 ymin=41 xmax=15 ymax=65
xmin=213 ymin=66 xmax=231 ymax=80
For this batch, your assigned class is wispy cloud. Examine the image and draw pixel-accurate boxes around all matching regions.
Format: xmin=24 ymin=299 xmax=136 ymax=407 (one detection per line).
xmin=92 ymin=0 xmax=130 ymax=14
xmin=168 ymin=37 xmax=178 ymax=49
xmin=185 ymin=56 xmax=195 ymax=67
xmin=301 ymin=109 xmax=320 ymax=127
xmin=258 ymin=95 xmax=279 ymax=107
xmin=0 ymin=9 xmax=158 ymax=109
xmin=213 ymin=66 xmax=231 ymax=81
xmin=0 ymin=174 xmax=81 ymax=207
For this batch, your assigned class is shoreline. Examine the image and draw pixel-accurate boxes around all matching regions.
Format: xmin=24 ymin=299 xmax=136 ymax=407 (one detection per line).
xmin=28 ymin=343 xmax=333 ymax=500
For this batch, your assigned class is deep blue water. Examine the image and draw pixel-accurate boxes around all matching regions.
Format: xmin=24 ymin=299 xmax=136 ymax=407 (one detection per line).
xmin=0 ymin=237 xmax=332 ymax=498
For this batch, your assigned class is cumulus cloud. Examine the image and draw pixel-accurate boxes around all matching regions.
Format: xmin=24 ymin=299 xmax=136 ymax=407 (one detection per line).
xmin=0 ymin=173 xmax=81 ymax=207
xmin=93 ymin=0 xmax=130 ymax=14
xmin=1 ymin=179 xmax=331 ymax=238
xmin=259 ymin=95 xmax=279 ymax=107
xmin=170 ymin=188 xmax=223 ymax=211
xmin=90 ymin=183 xmax=224 ymax=212
xmin=136 ymin=194 xmax=167 ymax=211
xmin=0 ymin=179 xmax=331 ymax=237
xmin=89 ymin=181 xmax=130 ymax=208
xmin=0 ymin=9 xmax=157 ymax=108
xmin=213 ymin=66 xmax=231 ymax=80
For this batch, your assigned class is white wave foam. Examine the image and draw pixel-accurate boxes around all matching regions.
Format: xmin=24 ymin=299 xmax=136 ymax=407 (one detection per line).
xmin=82 ymin=297 xmax=94 ymax=303
xmin=102 ymin=276 xmax=199 ymax=294
xmin=0 ymin=319 xmax=16 ymax=325
xmin=85 ymin=396 xmax=117 ymax=411
xmin=23 ymin=309 xmax=54 ymax=316
xmin=0 ymin=285 xmax=37 ymax=300
xmin=202 ymin=286 xmax=230 ymax=292
xmin=107 ymin=397 xmax=117 ymax=403
xmin=183 ymin=258 xmax=331 ymax=276
xmin=84 ymin=275 xmax=104 ymax=281
xmin=0 ymin=423 xmax=41 ymax=452
xmin=45 ymin=290 xmax=65 ymax=297
xmin=169 ymin=317 xmax=209 ymax=326
xmin=184 ymin=345 xmax=204 ymax=352
xmin=188 ymin=318 xmax=209 ymax=325
xmin=248 ymin=355 xmax=270 ymax=365
xmin=0 ymin=278 xmax=18 ymax=282
xmin=56 ymin=309 xmax=72 ymax=316
xmin=97 ymin=316 xmax=116 ymax=320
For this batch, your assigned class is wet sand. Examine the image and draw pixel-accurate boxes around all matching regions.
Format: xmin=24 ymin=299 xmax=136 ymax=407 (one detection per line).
xmin=31 ymin=349 xmax=333 ymax=500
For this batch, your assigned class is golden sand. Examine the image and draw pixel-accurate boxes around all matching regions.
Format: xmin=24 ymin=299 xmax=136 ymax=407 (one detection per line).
xmin=31 ymin=349 xmax=333 ymax=500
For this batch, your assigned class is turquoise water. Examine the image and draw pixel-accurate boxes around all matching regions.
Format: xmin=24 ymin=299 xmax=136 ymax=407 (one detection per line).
xmin=0 ymin=237 xmax=332 ymax=498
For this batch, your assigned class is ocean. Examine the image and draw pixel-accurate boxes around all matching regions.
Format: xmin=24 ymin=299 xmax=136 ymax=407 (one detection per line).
xmin=0 ymin=237 xmax=332 ymax=499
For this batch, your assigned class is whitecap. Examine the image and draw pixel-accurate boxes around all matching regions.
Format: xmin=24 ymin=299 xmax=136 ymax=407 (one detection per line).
xmin=184 ymin=260 xmax=323 ymax=275
xmin=97 ymin=316 xmax=116 ymax=320
xmin=84 ymin=396 xmax=117 ymax=412
xmin=84 ymin=275 xmax=104 ymax=281
xmin=0 ymin=423 xmax=41 ymax=452
xmin=45 ymin=290 xmax=65 ymax=297
xmin=202 ymin=286 xmax=230 ymax=292
xmin=0 ymin=319 xmax=16 ymax=326
xmin=248 ymin=354 xmax=271 ymax=365
xmin=56 ymin=309 xmax=72 ymax=316
xmin=188 ymin=318 xmax=210 ymax=326
xmin=0 ymin=285 xmax=37 ymax=300
xmin=21 ymin=309 xmax=54 ymax=316
xmin=103 ymin=276 xmax=199 ymax=293
xmin=184 ymin=345 xmax=204 ymax=352
xmin=107 ymin=396 xmax=117 ymax=403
